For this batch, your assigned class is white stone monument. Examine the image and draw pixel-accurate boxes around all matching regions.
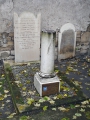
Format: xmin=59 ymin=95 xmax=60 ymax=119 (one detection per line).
xmin=14 ymin=12 xmax=41 ymax=63
xmin=34 ymin=30 xmax=60 ymax=96
xmin=58 ymin=23 xmax=76 ymax=61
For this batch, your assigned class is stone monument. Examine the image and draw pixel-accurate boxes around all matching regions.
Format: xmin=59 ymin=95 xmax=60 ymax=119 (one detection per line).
xmin=88 ymin=41 xmax=90 ymax=56
xmin=34 ymin=30 xmax=60 ymax=96
xmin=58 ymin=23 xmax=76 ymax=61
xmin=14 ymin=12 xmax=41 ymax=62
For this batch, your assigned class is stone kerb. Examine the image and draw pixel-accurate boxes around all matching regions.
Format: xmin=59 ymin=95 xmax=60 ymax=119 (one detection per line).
xmin=58 ymin=23 xmax=76 ymax=61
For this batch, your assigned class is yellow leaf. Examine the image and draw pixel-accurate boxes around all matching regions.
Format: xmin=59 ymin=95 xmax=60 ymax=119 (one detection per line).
xmin=7 ymin=113 xmax=16 ymax=118
xmin=0 ymin=95 xmax=4 ymax=101
xmin=17 ymin=104 xmax=28 ymax=113
xmin=49 ymin=100 xmax=55 ymax=104
xmin=43 ymin=106 xmax=48 ymax=111
xmin=64 ymin=94 xmax=67 ymax=97
xmin=27 ymin=98 xmax=34 ymax=105
xmin=1 ymin=74 xmax=4 ymax=77
xmin=22 ymin=87 xmax=26 ymax=91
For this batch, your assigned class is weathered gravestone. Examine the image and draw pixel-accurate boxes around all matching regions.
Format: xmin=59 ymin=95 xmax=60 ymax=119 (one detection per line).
xmin=14 ymin=12 xmax=41 ymax=62
xmin=88 ymin=41 xmax=90 ymax=56
xmin=58 ymin=23 xmax=76 ymax=61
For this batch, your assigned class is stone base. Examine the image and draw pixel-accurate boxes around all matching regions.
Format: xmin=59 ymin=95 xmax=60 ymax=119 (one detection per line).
xmin=34 ymin=72 xmax=60 ymax=96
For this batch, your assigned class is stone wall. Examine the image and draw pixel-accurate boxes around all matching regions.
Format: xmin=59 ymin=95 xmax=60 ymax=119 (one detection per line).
xmin=76 ymin=30 xmax=90 ymax=55
xmin=0 ymin=30 xmax=90 ymax=60
xmin=0 ymin=0 xmax=90 ymax=60
xmin=0 ymin=32 xmax=14 ymax=60
xmin=0 ymin=0 xmax=90 ymax=33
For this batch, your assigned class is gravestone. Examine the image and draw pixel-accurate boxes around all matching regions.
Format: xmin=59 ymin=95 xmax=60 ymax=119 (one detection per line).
xmin=60 ymin=30 xmax=74 ymax=57
xmin=58 ymin=23 xmax=76 ymax=61
xmin=88 ymin=41 xmax=90 ymax=56
xmin=14 ymin=12 xmax=41 ymax=62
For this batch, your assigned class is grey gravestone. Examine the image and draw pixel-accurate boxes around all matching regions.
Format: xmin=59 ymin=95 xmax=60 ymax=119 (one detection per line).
xmin=59 ymin=29 xmax=75 ymax=59
xmin=88 ymin=42 xmax=90 ymax=56
xmin=14 ymin=12 xmax=41 ymax=63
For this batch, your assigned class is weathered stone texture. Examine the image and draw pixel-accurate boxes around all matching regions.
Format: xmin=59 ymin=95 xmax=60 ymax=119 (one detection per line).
xmin=0 ymin=0 xmax=90 ymax=33
xmin=81 ymin=32 xmax=90 ymax=43
xmin=0 ymin=0 xmax=13 ymax=33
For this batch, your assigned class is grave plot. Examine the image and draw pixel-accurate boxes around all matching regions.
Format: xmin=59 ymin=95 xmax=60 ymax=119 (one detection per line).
xmin=58 ymin=54 xmax=90 ymax=98
xmin=4 ymin=62 xmax=87 ymax=114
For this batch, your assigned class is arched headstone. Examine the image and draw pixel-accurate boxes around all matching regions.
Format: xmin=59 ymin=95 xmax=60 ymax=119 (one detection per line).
xmin=58 ymin=23 xmax=76 ymax=61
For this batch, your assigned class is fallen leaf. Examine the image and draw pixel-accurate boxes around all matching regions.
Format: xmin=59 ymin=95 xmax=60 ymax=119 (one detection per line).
xmin=22 ymin=87 xmax=27 ymax=91
xmin=27 ymin=98 xmax=34 ymax=105
xmin=43 ymin=96 xmax=50 ymax=101
xmin=7 ymin=113 xmax=16 ymax=118
xmin=43 ymin=106 xmax=48 ymax=111
xmin=19 ymin=115 xmax=30 ymax=120
xmin=75 ymin=105 xmax=80 ymax=107
xmin=64 ymin=94 xmax=67 ymax=97
xmin=34 ymin=103 xmax=40 ymax=107
xmin=52 ymin=108 xmax=56 ymax=111
xmin=72 ymin=115 xmax=77 ymax=119
xmin=80 ymin=108 xmax=85 ymax=112
xmin=58 ymin=107 xmax=69 ymax=112
xmin=4 ymin=90 xmax=9 ymax=93
xmin=17 ymin=104 xmax=28 ymax=113
xmin=39 ymin=98 xmax=45 ymax=103
xmin=49 ymin=100 xmax=55 ymax=104
xmin=75 ymin=113 xmax=82 ymax=117
xmin=6 ymin=100 xmax=11 ymax=103
xmin=81 ymin=100 xmax=89 ymax=105
xmin=0 ymin=95 xmax=4 ymax=100
xmin=14 ymin=81 xmax=20 ymax=84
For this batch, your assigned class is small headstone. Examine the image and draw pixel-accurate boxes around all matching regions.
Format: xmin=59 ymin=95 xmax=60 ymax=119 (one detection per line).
xmin=14 ymin=12 xmax=41 ymax=62
xmin=58 ymin=23 xmax=76 ymax=61
xmin=88 ymin=42 xmax=90 ymax=56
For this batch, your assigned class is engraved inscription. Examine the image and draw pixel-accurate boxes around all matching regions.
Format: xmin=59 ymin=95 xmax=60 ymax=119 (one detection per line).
xmin=17 ymin=18 xmax=39 ymax=49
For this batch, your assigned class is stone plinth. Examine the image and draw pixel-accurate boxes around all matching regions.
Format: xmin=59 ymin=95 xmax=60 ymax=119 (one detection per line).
xmin=34 ymin=73 xmax=60 ymax=96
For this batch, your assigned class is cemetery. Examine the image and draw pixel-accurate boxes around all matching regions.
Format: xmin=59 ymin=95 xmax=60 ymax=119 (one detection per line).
xmin=0 ymin=0 xmax=90 ymax=120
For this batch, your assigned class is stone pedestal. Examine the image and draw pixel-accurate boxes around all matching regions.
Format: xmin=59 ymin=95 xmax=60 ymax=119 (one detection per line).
xmin=34 ymin=73 xmax=60 ymax=96
xmin=34 ymin=30 xmax=60 ymax=96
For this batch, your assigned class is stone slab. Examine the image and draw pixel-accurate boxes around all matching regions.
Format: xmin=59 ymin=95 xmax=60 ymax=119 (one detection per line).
xmin=14 ymin=12 xmax=41 ymax=63
xmin=34 ymin=72 xmax=60 ymax=96
xmin=58 ymin=23 xmax=76 ymax=61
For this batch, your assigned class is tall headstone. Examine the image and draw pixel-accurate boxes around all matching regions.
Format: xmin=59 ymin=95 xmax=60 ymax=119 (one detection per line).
xmin=34 ymin=30 xmax=60 ymax=97
xmin=14 ymin=12 xmax=41 ymax=62
xmin=58 ymin=23 xmax=76 ymax=61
